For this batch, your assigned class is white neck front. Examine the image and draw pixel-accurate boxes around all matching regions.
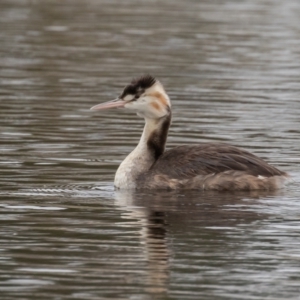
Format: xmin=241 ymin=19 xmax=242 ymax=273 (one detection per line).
xmin=114 ymin=115 xmax=171 ymax=189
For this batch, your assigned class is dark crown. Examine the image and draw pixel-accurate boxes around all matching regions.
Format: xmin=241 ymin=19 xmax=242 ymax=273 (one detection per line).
xmin=120 ymin=75 xmax=157 ymax=98
xmin=132 ymin=75 xmax=156 ymax=89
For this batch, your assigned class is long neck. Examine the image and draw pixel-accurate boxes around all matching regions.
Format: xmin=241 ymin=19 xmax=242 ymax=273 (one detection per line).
xmin=114 ymin=113 xmax=171 ymax=189
xmin=143 ymin=112 xmax=171 ymax=160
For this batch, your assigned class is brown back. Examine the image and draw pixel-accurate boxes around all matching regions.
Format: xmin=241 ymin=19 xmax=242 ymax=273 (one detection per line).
xmin=147 ymin=143 xmax=286 ymax=179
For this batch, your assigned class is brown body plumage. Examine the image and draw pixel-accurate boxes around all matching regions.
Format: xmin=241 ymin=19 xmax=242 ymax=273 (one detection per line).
xmin=137 ymin=143 xmax=287 ymax=190
xmin=91 ymin=75 xmax=288 ymax=191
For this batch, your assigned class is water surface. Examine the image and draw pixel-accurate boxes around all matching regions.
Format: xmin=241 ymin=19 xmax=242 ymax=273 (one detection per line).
xmin=1 ymin=0 xmax=300 ymax=299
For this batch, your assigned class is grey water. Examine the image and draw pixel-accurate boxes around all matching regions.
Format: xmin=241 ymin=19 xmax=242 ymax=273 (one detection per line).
xmin=1 ymin=0 xmax=300 ymax=299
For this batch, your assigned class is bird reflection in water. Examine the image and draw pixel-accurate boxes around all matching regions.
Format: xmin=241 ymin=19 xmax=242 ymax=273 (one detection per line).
xmin=114 ymin=189 xmax=284 ymax=296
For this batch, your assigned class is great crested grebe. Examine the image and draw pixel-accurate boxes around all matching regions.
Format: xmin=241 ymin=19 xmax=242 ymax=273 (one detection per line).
xmin=91 ymin=75 xmax=288 ymax=191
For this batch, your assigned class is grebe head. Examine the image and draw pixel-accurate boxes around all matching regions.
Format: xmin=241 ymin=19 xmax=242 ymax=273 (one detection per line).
xmin=91 ymin=75 xmax=171 ymax=119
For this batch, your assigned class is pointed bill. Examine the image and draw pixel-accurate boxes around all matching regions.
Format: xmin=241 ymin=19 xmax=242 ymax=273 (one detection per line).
xmin=90 ymin=98 xmax=125 ymax=111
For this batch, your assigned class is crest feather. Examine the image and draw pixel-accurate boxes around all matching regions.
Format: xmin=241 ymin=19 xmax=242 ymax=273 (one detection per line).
xmin=132 ymin=75 xmax=156 ymax=89
xmin=120 ymin=75 xmax=157 ymax=98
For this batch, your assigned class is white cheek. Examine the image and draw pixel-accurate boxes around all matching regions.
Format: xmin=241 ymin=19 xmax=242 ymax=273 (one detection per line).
xmin=123 ymin=95 xmax=134 ymax=101
xmin=124 ymin=101 xmax=143 ymax=111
